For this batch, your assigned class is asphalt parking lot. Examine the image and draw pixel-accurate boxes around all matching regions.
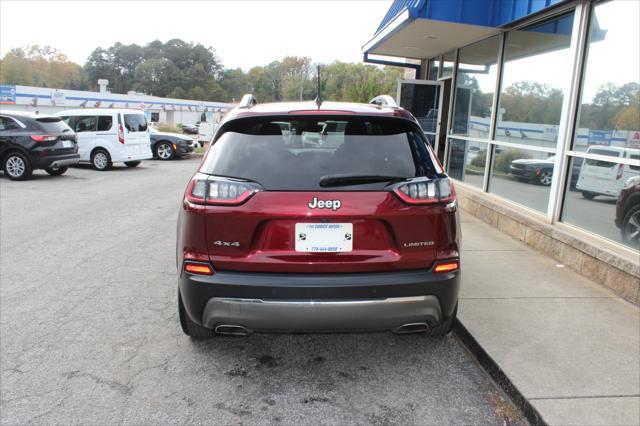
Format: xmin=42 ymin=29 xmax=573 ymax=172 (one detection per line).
xmin=0 ymin=158 xmax=523 ymax=425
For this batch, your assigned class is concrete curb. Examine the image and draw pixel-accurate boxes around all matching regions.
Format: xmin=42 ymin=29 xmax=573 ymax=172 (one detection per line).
xmin=453 ymin=319 xmax=547 ymax=426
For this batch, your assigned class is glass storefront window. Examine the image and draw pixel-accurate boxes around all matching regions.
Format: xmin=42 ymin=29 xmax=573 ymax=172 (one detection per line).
xmin=441 ymin=51 xmax=455 ymax=78
xmin=451 ymin=36 xmax=500 ymax=138
xmin=573 ymin=0 xmax=640 ymax=153
xmin=495 ymin=13 xmax=575 ymax=149
xmin=562 ymin=154 xmax=640 ymax=250
xmin=446 ymin=139 xmax=487 ymax=189
xmin=427 ymin=57 xmax=440 ymax=80
xmin=489 ymin=146 xmax=555 ymax=212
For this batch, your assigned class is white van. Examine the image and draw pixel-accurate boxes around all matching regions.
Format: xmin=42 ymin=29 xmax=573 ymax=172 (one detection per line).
xmin=576 ymin=146 xmax=640 ymax=199
xmin=55 ymin=109 xmax=153 ymax=170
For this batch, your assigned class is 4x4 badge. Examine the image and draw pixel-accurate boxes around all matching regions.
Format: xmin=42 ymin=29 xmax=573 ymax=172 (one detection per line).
xmin=213 ymin=240 xmax=240 ymax=247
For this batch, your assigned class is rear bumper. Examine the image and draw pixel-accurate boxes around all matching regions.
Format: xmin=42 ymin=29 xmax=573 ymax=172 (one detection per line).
xmin=31 ymin=153 xmax=80 ymax=169
xmin=179 ymin=267 xmax=460 ymax=332
xmin=509 ymin=167 xmax=535 ymax=179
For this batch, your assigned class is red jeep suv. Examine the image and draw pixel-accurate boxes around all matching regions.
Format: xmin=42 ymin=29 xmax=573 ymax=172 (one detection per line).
xmin=177 ymin=97 xmax=461 ymax=338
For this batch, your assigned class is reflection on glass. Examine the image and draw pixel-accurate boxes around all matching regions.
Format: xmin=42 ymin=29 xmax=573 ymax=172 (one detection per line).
xmin=495 ymin=13 xmax=575 ymax=149
xmin=399 ymin=83 xmax=440 ymax=135
xmin=562 ymin=154 xmax=640 ymax=251
xmin=489 ymin=147 xmax=554 ymax=212
xmin=427 ymin=58 xmax=440 ymax=80
xmin=446 ymin=138 xmax=487 ymax=189
xmin=451 ymin=36 xmax=499 ymax=137
xmin=441 ymin=51 xmax=455 ymax=78
xmin=573 ymin=0 xmax=640 ymax=153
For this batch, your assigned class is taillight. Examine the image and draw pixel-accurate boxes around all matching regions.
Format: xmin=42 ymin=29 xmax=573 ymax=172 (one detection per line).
xmin=30 ymin=135 xmax=57 ymax=143
xmin=184 ymin=261 xmax=214 ymax=275
xmin=433 ymin=260 xmax=459 ymax=273
xmin=118 ymin=123 xmax=125 ymax=144
xmin=392 ymin=177 xmax=455 ymax=205
xmin=616 ymin=164 xmax=624 ymax=180
xmin=185 ymin=173 xmax=261 ymax=206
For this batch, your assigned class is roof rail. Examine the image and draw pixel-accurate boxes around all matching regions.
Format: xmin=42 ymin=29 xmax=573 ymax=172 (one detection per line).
xmin=238 ymin=94 xmax=257 ymax=108
xmin=369 ymin=95 xmax=398 ymax=108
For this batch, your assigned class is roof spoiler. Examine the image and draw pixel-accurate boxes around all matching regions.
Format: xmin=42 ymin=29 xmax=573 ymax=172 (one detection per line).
xmin=239 ymin=94 xmax=257 ymax=108
xmin=369 ymin=95 xmax=398 ymax=108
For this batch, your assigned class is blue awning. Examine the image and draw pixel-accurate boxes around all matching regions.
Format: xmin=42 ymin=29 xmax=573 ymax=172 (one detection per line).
xmin=363 ymin=0 xmax=570 ymax=60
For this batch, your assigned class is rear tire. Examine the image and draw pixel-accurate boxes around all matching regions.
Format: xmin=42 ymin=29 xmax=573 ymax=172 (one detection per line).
xmin=179 ymin=293 xmax=216 ymax=338
xmin=426 ymin=302 xmax=457 ymax=337
xmin=3 ymin=152 xmax=32 ymax=181
xmin=91 ymin=149 xmax=112 ymax=171
xmin=581 ymin=191 xmax=596 ymax=200
xmin=124 ymin=161 xmax=141 ymax=168
xmin=45 ymin=166 xmax=68 ymax=176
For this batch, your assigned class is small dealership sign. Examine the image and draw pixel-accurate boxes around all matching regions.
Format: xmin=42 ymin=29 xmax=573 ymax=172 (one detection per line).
xmin=0 ymin=84 xmax=16 ymax=104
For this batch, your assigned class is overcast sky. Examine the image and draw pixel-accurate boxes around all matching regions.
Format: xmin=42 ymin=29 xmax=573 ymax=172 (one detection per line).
xmin=1 ymin=0 xmax=637 ymax=103
xmin=0 ymin=0 xmax=392 ymax=69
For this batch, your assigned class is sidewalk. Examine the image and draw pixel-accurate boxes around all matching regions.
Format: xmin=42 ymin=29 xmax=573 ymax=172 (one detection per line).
xmin=459 ymin=213 xmax=640 ymax=426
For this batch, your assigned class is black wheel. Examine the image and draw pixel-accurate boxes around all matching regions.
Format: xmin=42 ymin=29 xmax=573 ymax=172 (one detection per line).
xmin=426 ymin=302 xmax=457 ymax=337
xmin=537 ymin=170 xmax=553 ymax=186
xmin=155 ymin=142 xmax=175 ymax=161
xmin=91 ymin=149 xmax=112 ymax=171
xmin=45 ymin=166 xmax=68 ymax=176
xmin=621 ymin=204 xmax=640 ymax=249
xmin=179 ymin=293 xmax=216 ymax=338
xmin=581 ymin=191 xmax=596 ymax=200
xmin=3 ymin=152 xmax=32 ymax=181
xmin=124 ymin=161 xmax=141 ymax=168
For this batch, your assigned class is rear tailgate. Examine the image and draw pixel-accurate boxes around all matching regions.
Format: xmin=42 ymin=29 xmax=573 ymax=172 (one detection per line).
xmin=192 ymin=115 xmax=456 ymax=274
xmin=122 ymin=112 xmax=152 ymax=156
xmin=203 ymin=191 xmax=441 ymax=273
xmin=34 ymin=117 xmax=77 ymax=154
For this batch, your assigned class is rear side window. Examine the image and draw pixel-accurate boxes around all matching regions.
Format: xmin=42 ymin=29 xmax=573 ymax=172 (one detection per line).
xmin=97 ymin=116 xmax=113 ymax=131
xmin=0 ymin=116 xmax=21 ymax=131
xmin=69 ymin=116 xmax=97 ymax=133
xmin=35 ymin=117 xmax=72 ymax=133
xmin=124 ymin=114 xmax=148 ymax=132
xmin=200 ymin=116 xmax=439 ymax=191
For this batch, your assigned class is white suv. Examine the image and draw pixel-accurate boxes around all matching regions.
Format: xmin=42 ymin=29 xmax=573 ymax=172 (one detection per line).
xmin=56 ymin=109 xmax=153 ymax=170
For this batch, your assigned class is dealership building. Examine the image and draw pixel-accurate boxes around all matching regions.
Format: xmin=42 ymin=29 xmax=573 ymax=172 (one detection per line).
xmin=364 ymin=0 xmax=639 ymax=303
xmin=0 ymin=83 xmax=233 ymax=126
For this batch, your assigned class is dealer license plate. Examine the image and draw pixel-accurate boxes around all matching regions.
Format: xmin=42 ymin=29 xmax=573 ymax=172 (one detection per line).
xmin=62 ymin=140 xmax=74 ymax=148
xmin=295 ymin=223 xmax=353 ymax=252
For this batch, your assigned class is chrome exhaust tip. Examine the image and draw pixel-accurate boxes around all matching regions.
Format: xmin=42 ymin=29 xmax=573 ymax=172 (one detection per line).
xmin=392 ymin=322 xmax=430 ymax=334
xmin=214 ymin=324 xmax=252 ymax=336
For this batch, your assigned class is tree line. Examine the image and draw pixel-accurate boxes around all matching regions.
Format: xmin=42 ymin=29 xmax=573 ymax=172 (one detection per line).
xmin=0 ymin=40 xmax=403 ymax=104
xmin=1 ymin=40 xmax=637 ymax=132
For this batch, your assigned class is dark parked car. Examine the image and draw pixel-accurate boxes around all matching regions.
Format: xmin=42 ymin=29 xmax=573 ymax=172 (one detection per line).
xmin=149 ymin=126 xmax=194 ymax=160
xmin=178 ymin=123 xmax=198 ymax=135
xmin=615 ymin=176 xmax=640 ymax=248
xmin=0 ymin=111 xmax=79 ymax=180
xmin=510 ymin=155 xmax=582 ymax=187
xmin=177 ymin=96 xmax=460 ymax=338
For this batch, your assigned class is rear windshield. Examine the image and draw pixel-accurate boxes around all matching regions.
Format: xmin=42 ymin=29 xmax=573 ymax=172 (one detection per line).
xmin=200 ymin=116 xmax=440 ymax=191
xmin=35 ymin=117 xmax=72 ymax=134
xmin=123 ymin=114 xmax=148 ymax=132
xmin=585 ymin=148 xmax=620 ymax=168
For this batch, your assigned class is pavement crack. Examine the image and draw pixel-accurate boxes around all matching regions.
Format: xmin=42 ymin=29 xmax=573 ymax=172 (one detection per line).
xmin=63 ymin=370 xmax=132 ymax=396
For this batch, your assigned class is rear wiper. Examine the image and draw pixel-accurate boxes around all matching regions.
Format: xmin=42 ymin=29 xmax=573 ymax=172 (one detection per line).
xmin=319 ymin=173 xmax=409 ymax=188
